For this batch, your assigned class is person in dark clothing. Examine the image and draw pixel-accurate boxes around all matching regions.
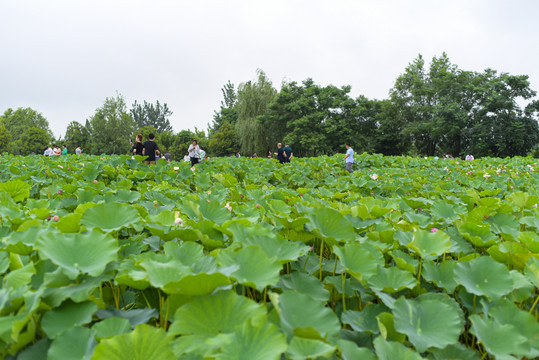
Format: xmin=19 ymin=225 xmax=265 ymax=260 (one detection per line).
xmin=283 ymin=144 xmax=293 ymax=163
xmin=274 ymin=143 xmax=287 ymax=164
xmin=133 ymin=134 xmax=144 ymax=156
xmin=142 ymin=133 xmax=160 ymax=164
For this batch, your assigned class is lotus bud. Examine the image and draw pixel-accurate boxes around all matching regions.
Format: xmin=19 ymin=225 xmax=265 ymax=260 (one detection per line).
xmin=256 ymin=203 xmax=260 ymax=209
xmin=58 ymin=190 xmax=62 ymax=194
xmin=94 ymin=180 xmax=98 ymax=184
xmin=52 ymin=215 xmax=59 ymax=222
xmin=175 ymin=218 xmax=183 ymax=227
xmin=431 ymin=228 xmax=438 ymax=233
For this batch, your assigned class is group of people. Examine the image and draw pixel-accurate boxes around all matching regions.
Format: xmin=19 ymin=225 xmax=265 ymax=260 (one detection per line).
xmin=274 ymin=143 xmax=293 ymax=164
xmin=131 ymin=133 xmax=171 ymax=164
xmin=44 ymin=144 xmax=82 ymax=156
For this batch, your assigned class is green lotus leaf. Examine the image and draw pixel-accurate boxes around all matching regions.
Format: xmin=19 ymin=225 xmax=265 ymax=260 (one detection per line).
xmin=459 ymin=222 xmax=497 ymax=247
xmin=95 ymin=308 xmax=158 ymax=328
xmin=393 ymin=293 xmax=464 ymax=352
xmin=169 ymin=291 xmax=266 ymax=337
xmin=376 ymin=312 xmax=406 ymax=343
xmin=389 ymin=249 xmax=418 ymax=273
xmin=36 ymin=229 xmax=118 ymax=280
xmin=115 ymin=189 xmax=141 ymax=203
xmin=0 ymin=179 xmax=31 ymax=202
xmin=52 ymin=213 xmax=82 ymax=233
xmin=518 ymin=231 xmax=539 ymax=253
xmin=431 ymin=343 xmax=480 ymax=360
xmin=43 ymin=273 xmax=111 ymax=307
xmin=276 ymin=272 xmax=329 ymax=302
xmin=408 ymin=229 xmax=452 ymax=260
xmin=454 ymin=256 xmax=514 ymax=299
xmin=487 ymin=300 xmax=539 ymax=357
xmin=421 ymin=260 xmax=458 ymax=293
xmin=430 ymin=200 xmax=463 ymax=222
xmin=199 ymin=199 xmax=232 ymax=224
xmin=525 ymin=257 xmax=539 ymax=287
xmin=216 ymin=245 xmax=281 ymax=291
xmin=507 ymin=191 xmax=538 ymax=209
xmin=92 ymin=317 xmax=132 ymax=339
xmin=341 ymin=303 xmax=389 ymax=335
xmin=367 ymin=266 xmax=418 ymax=293
xmin=168 ymin=272 xmax=233 ymax=296
xmin=225 ymin=222 xmax=307 ymax=262
xmin=487 ymin=241 xmax=532 ymax=270
xmin=1 ymin=226 xmax=41 ymax=255
xmin=306 ymin=207 xmax=356 ymax=244
xmin=373 ymin=336 xmax=423 ymax=360
xmin=164 ymin=241 xmax=204 ymax=266
xmin=216 ymin=320 xmax=287 ymax=360
xmin=16 ymin=338 xmax=51 ymax=360
xmin=91 ymin=324 xmax=174 ymax=360
xmin=333 ymin=243 xmax=384 ymax=283
xmin=285 ymin=337 xmax=336 ymax=359
xmin=4 ymin=262 xmax=35 ymax=289
xmin=80 ymin=202 xmax=141 ymax=232
xmin=274 ymin=290 xmax=340 ymax=340
xmin=337 ymin=340 xmax=376 ymax=360
xmin=470 ymin=314 xmax=530 ymax=358
xmin=47 ymin=326 xmax=96 ymax=360
xmin=82 ymin=166 xmax=100 ymax=181
xmin=41 ymin=300 xmax=98 ymax=338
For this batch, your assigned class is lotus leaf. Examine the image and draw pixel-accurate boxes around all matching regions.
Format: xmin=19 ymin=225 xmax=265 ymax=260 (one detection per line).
xmin=454 ymin=256 xmax=514 ymax=299
xmin=47 ymin=326 xmax=96 ymax=360
xmin=41 ymin=300 xmax=97 ymax=338
xmin=408 ymin=229 xmax=452 ymax=260
xmin=285 ymin=337 xmax=336 ymax=359
xmin=80 ymin=202 xmax=141 ymax=232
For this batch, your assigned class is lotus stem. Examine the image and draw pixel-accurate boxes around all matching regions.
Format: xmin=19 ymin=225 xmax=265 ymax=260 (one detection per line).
xmin=263 ymin=287 xmax=267 ymax=305
xmin=319 ymin=239 xmax=325 ymax=281
xmin=417 ymin=260 xmax=422 ymax=280
xmin=341 ymin=272 xmax=346 ymax=311
xmin=529 ymin=292 xmax=539 ymax=314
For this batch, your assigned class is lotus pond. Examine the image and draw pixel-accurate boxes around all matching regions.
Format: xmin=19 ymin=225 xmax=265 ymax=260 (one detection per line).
xmin=0 ymin=153 xmax=538 ymax=360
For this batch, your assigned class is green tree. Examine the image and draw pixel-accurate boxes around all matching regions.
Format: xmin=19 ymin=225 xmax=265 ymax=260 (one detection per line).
xmin=64 ymin=121 xmax=90 ymax=153
xmin=159 ymin=131 xmax=175 ymax=153
xmin=20 ymin=127 xmax=50 ymax=155
xmin=0 ymin=107 xmax=53 ymax=154
xmin=210 ymin=81 xmax=238 ymax=134
xmin=235 ymin=70 xmax=277 ymax=155
xmin=130 ymin=100 xmax=173 ymax=133
xmin=0 ymin=125 xmax=12 ymax=153
xmin=88 ymin=93 xmax=135 ymax=155
xmin=208 ymin=122 xmax=240 ymax=156
xmin=132 ymin=126 xmax=158 ymax=144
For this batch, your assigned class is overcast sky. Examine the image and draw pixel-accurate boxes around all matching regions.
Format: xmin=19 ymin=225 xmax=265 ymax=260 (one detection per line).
xmin=1 ymin=0 xmax=538 ymax=138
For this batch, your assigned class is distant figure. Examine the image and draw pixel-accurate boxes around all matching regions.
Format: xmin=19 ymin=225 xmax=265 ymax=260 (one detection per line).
xmin=142 ymin=133 xmax=160 ymax=164
xmin=53 ymin=145 xmax=61 ymax=156
xmin=188 ymin=140 xmax=200 ymax=166
xmin=44 ymin=146 xmax=52 ymax=156
xmin=164 ymin=152 xmax=171 ymax=162
xmin=236 ymin=151 xmax=241 ymax=158
xmin=283 ymin=143 xmax=293 ymax=163
xmin=62 ymin=144 xmax=67 ymax=156
xmin=129 ymin=142 xmax=134 ymax=154
xmin=343 ymin=143 xmax=354 ymax=173
xmin=183 ymin=152 xmax=190 ymax=162
xmin=267 ymin=150 xmax=272 ymax=159
xmin=465 ymin=153 xmax=474 ymax=161
xmin=75 ymin=145 xmax=82 ymax=155
xmin=133 ymin=134 xmax=144 ymax=155
xmin=275 ymin=143 xmax=287 ymax=164
xmin=200 ymin=147 xmax=206 ymax=162
xmin=251 ymin=153 xmax=258 ymax=158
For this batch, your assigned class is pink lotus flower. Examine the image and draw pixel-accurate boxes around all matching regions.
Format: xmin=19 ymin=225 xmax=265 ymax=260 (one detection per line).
xmin=174 ymin=217 xmax=183 ymax=227
xmin=431 ymin=228 xmax=438 ymax=233
xmin=93 ymin=180 xmax=98 ymax=184
xmin=52 ymin=215 xmax=59 ymax=222
xmin=256 ymin=203 xmax=260 ymax=209
xmin=100 ymin=157 xmax=103 ymax=160
xmin=190 ymin=167 xmax=195 ymax=172
xmin=371 ymin=174 xmax=378 ymax=180
xmin=510 ymin=186 xmax=514 ymax=189
xmin=456 ymin=161 xmax=460 ymax=164
xmin=225 ymin=202 xmax=232 ymax=211
xmin=67 ymin=168 xmax=70 ymax=170
xmin=309 ymin=246 xmax=314 ymax=252
xmin=58 ymin=165 xmax=63 ymax=169
xmin=57 ymin=190 xmax=62 ymax=194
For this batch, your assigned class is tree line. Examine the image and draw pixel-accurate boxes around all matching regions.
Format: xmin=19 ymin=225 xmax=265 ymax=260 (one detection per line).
xmin=1 ymin=53 xmax=538 ymax=159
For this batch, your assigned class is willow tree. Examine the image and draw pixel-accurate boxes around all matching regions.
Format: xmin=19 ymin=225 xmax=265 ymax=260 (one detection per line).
xmin=235 ymin=70 xmax=277 ymax=155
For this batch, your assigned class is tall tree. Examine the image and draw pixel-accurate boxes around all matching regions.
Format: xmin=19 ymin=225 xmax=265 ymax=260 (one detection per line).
xmin=20 ymin=127 xmax=50 ymax=155
xmin=64 ymin=121 xmax=90 ymax=153
xmin=0 ymin=125 xmax=12 ymax=154
xmin=235 ymin=70 xmax=277 ymax=155
xmin=88 ymin=93 xmax=135 ymax=155
xmin=208 ymin=122 xmax=240 ymax=156
xmin=0 ymin=107 xmax=53 ymax=154
xmin=130 ymin=100 xmax=173 ymax=133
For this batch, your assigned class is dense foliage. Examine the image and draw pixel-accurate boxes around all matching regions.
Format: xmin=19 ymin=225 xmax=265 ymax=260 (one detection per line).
xmin=0 ymin=154 xmax=538 ymax=359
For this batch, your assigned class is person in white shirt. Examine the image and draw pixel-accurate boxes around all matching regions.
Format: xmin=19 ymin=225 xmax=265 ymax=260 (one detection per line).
xmin=343 ymin=143 xmax=354 ymax=173
xmin=75 ymin=145 xmax=82 ymax=155
xmin=465 ymin=153 xmax=474 ymax=161
xmin=199 ymin=147 xmax=206 ymax=162
xmin=183 ymin=152 xmax=190 ymax=162
xmin=188 ymin=140 xmax=200 ymax=166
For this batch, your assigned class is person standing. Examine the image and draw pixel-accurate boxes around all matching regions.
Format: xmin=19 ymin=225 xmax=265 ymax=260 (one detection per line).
xmin=53 ymin=145 xmax=61 ymax=156
xmin=164 ymin=151 xmax=171 ymax=162
xmin=62 ymin=144 xmax=68 ymax=156
xmin=133 ymin=134 xmax=144 ymax=155
xmin=283 ymin=143 xmax=293 ymax=163
xmin=343 ymin=143 xmax=354 ymax=173
xmin=465 ymin=153 xmax=474 ymax=161
xmin=188 ymin=140 xmax=200 ymax=166
xmin=200 ymin=147 xmax=206 ymax=162
xmin=75 ymin=145 xmax=82 ymax=155
xmin=275 ymin=143 xmax=287 ymax=164
xmin=142 ymin=133 xmax=160 ymax=164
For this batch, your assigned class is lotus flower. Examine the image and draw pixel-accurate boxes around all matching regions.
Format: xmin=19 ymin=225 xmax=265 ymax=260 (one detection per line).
xmin=58 ymin=165 xmax=63 ymax=169
xmin=225 ymin=202 xmax=232 ymax=211
xmin=431 ymin=228 xmax=438 ymax=233
xmin=174 ymin=218 xmax=183 ymax=227
xmin=94 ymin=180 xmax=98 ymax=184
xmin=483 ymin=173 xmax=490 ymax=179
xmin=371 ymin=174 xmax=378 ymax=180
xmin=52 ymin=215 xmax=59 ymax=222
xmin=173 ymin=167 xmax=179 ymax=170
xmin=190 ymin=167 xmax=195 ymax=172
xmin=57 ymin=190 xmax=62 ymax=194
xmin=256 ymin=203 xmax=260 ymax=209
